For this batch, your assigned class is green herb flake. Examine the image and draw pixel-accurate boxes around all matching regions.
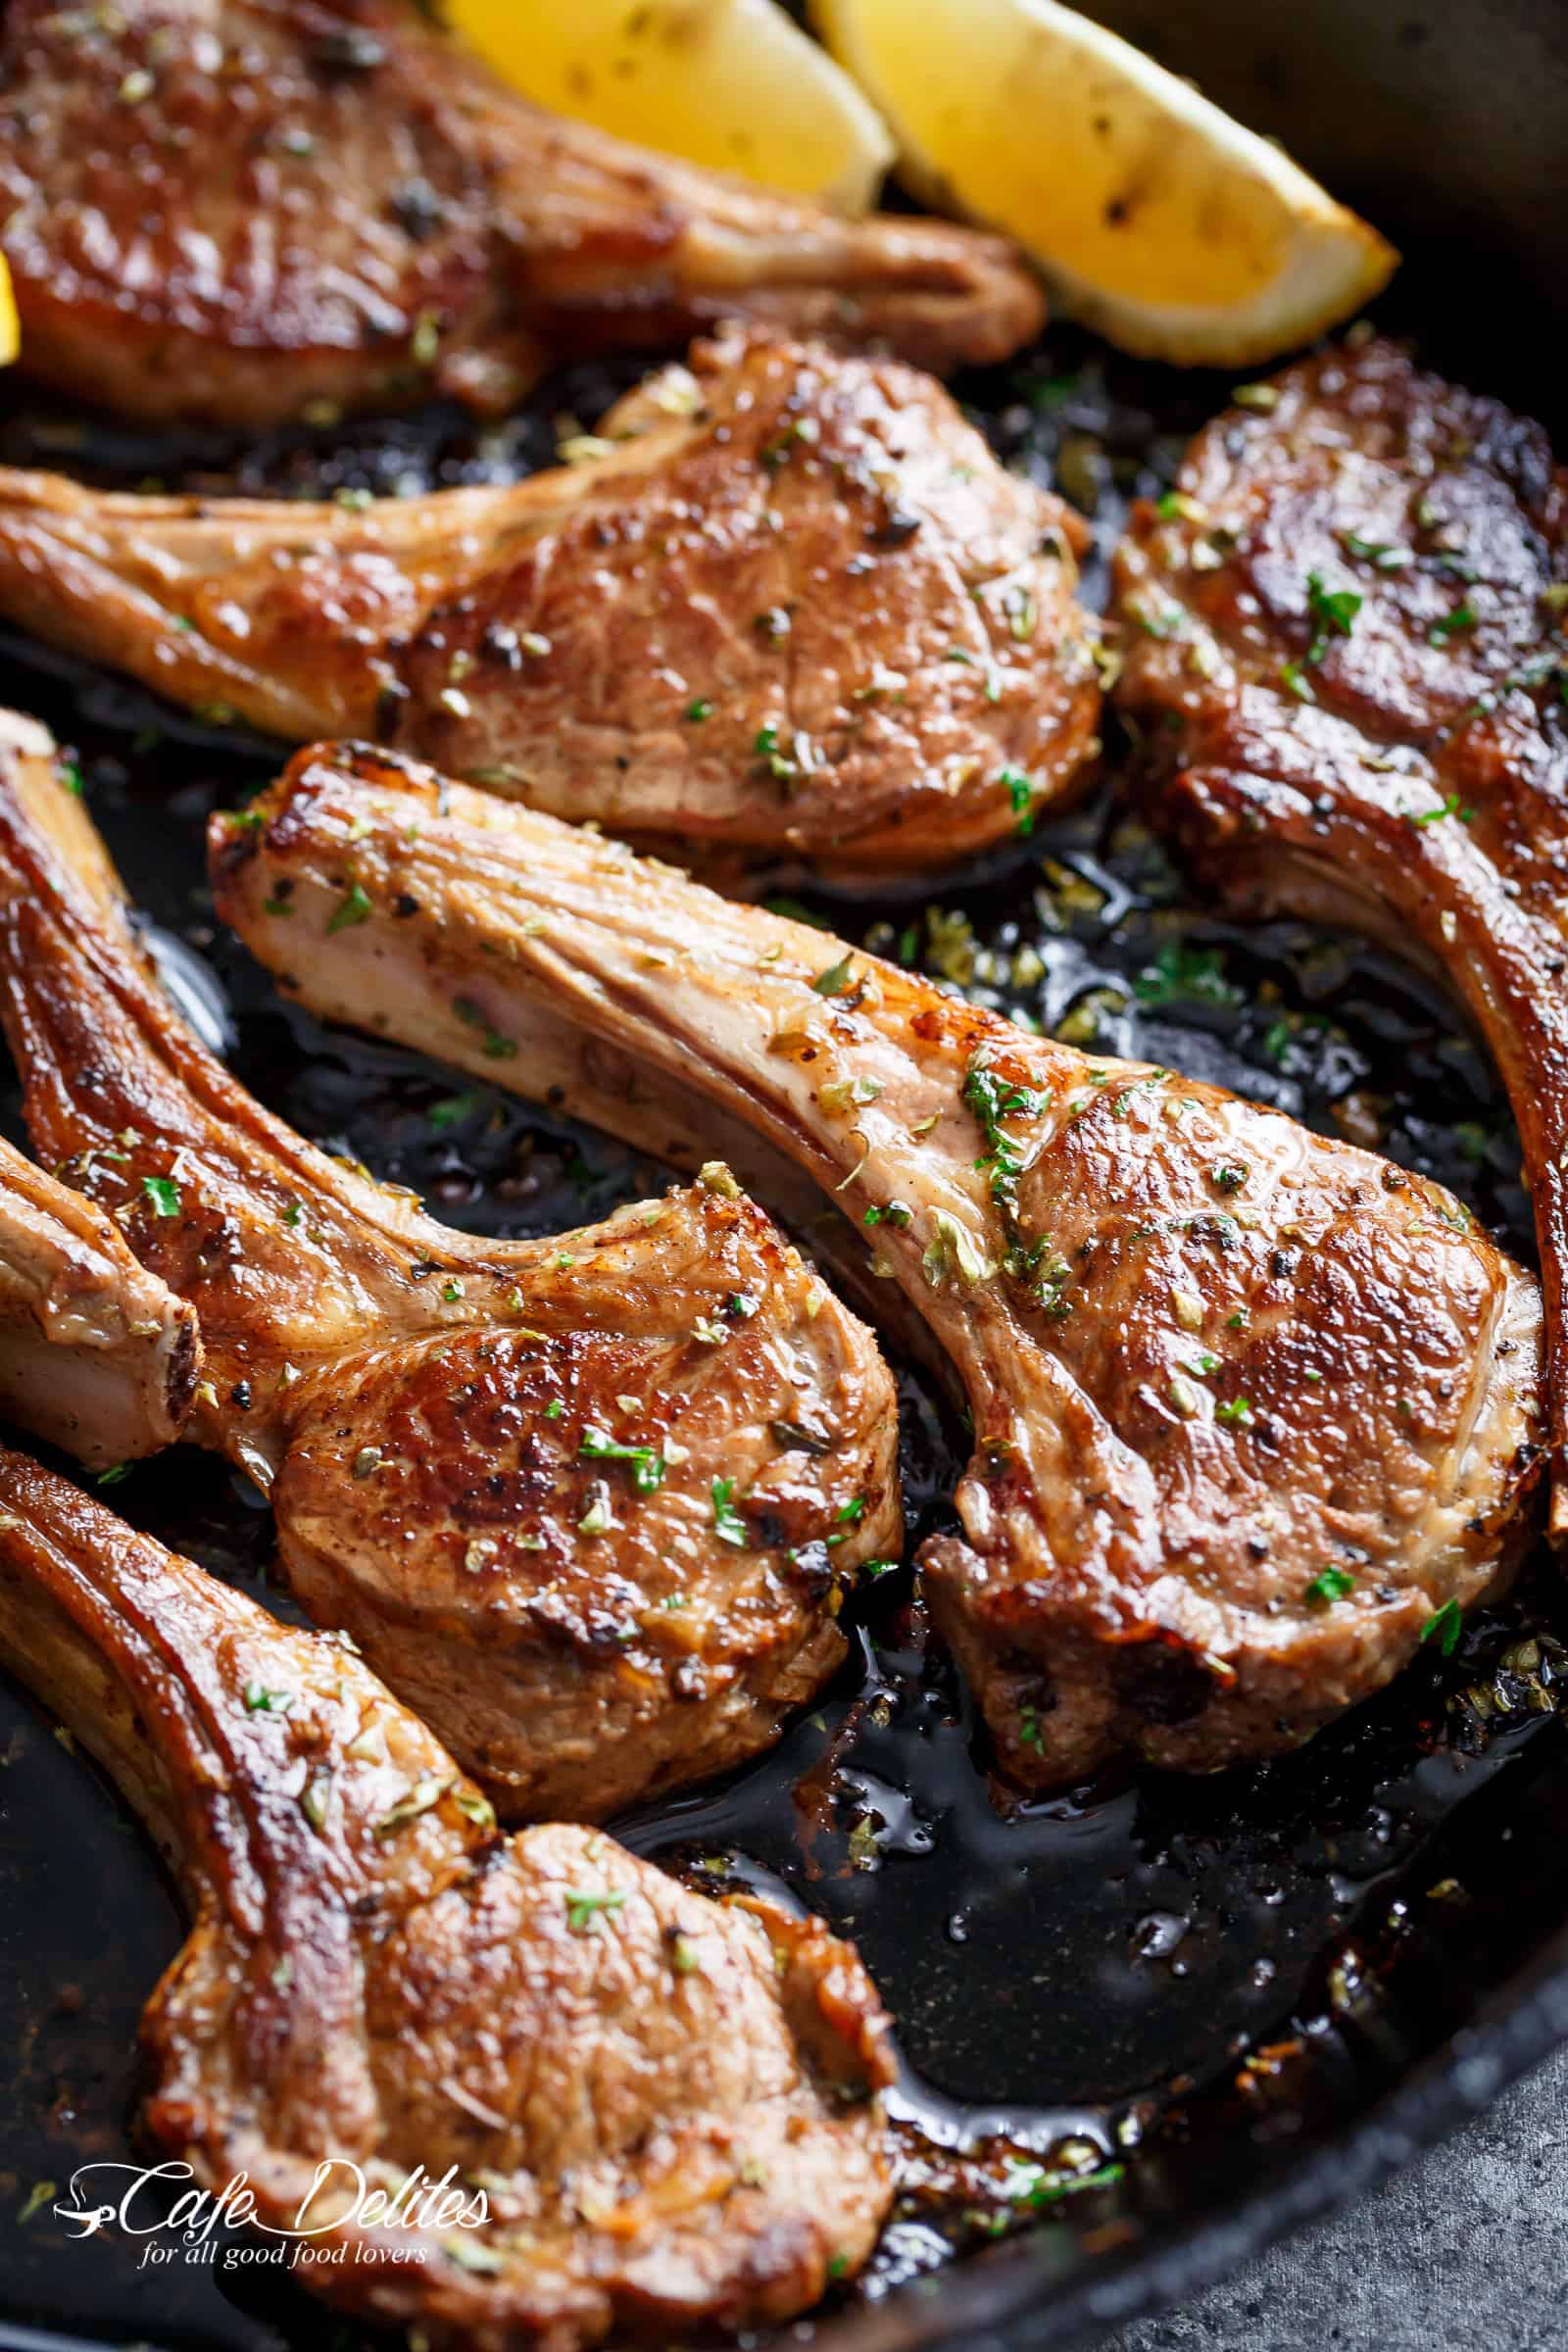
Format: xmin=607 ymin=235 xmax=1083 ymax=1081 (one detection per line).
xmin=1428 ymin=602 xmax=1479 ymax=645
xmin=428 ymin=1091 xmax=480 ymax=1130
xmin=453 ymin=996 xmax=516 ymax=1059
xmin=326 ymin=881 xmax=372 ymax=934
xmin=711 ymin=1478 xmax=749 ymax=1547
xmin=1304 ymin=1568 xmax=1355 ymax=1608
xmin=242 ymin=1681 xmax=295 ymax=1713
xmin=1421 ymin=1598 xmax=1464 ymax=1655
xmin=141 ymin=1174 xmax=181 ymax=1218
xmin=684 ymin=697 xmax=713 ymax=722
xmin=1341 ymin=530 xmax=1410 ymax=570
xmin=579 ymin=1424 xmax=666 ymax=1494
xmin=564 ymin=1886 xmax=628 ymax=1935
xmin=1408 ymin=793 xmax=1473 ymax=828
xmin=1306 ymin=568 xmax=1362 ymax=643
xmin=1001 ymin=763 xmax=1036 ymax=837
xmin=810 ymin=953 xmax=857 ymax=998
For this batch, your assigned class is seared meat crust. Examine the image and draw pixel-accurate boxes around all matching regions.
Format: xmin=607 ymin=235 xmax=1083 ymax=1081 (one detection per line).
xmin=0 ymin=0 xmax=1043 ymax=427
xmin=1112 ymin=338 xmax=1568 ymax=1520
xmin=216 ymin=742 xmax=1546 ymax=1787
xmin=0 ymin=334 xmax=1100 ymax=872
xmin=0 ymin=716 xmax=902 ymax=1819
xmin=0 ymin=1446 xmax=895 ymax=2347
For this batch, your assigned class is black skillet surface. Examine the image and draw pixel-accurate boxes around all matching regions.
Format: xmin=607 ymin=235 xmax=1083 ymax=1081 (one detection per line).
xmin=3 ymin=14 xmax=1568 ymax=2341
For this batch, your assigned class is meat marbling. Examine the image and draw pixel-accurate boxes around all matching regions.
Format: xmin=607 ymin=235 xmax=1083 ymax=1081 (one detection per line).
xmin=0 ymin=1444 xmax=895 ymax=2347
xmin=0 ymin=0 xmax=1043 ymax=428
xmin=1112 ymin=338 xmax=1568 ymax=1522
xmin=0 ymin=332 xmax=1100 ymax=873
xmin=215 ymin=741 xmax=1545 ymax=1786
xmin=0 ymin=716 xmax=903 ymax=1819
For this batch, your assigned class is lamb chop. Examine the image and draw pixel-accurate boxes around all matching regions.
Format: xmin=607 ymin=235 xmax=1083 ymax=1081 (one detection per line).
xmin=215 ymin=741 xmax=1545 ymax=1787
xmin=1111 ymin=339 xmax=1568 ymax=1523
xmin=0 ymin=718 xmax=902 ymax=1820
xmin=0 ymin=1129 xmax=198 ymax=1468
xmin=0 ymin=1444 xmax=895 ymax=2345
xmin=0 ymin=333 xmax=1100 ymax=873
xmin=0 ymin=0 xmax=1043 ymax=431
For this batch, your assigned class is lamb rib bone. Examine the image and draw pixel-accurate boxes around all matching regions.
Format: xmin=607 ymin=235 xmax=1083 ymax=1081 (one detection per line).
xmin=0 ymin=716 xmax=903 ymax=1821
xmin=0 ymin=1443 xmax=895 ymax=2348
xmin=214 ymin=742 xmax=1546 ymax=1787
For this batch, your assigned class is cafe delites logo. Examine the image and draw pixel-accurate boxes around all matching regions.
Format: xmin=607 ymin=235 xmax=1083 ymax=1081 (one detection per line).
xmin=49 ymin=2157 xmax=493 ymax=2275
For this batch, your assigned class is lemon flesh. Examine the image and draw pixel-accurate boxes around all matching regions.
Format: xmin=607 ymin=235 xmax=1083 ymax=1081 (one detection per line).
xmin=814 ymin=0 xmax=1396 ymax=363
xmin=0 ymin=255 xmax=17 ymax=368
xmin=447 ymin=0 xmax=894 ymax=215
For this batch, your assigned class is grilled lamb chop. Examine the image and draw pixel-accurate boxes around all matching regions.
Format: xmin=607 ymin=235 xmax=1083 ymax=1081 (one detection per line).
xmin=0 ymin=1129 xmax=198 ymax=1467
xmin=215 ymin=741 xmax=1545 ymax=1786
xmin=1111 ymin=339 xmax=1568 ymax=1523
xmin=0 ymin=0 xmax=1043 ymax=430
xmin=0 ymin=334 xmax=1099 ymax=872
xmin=0 ymin=719 xmax=901 ymax=1819
xmin=0 ymin=1445 xmax=895 ymax=2345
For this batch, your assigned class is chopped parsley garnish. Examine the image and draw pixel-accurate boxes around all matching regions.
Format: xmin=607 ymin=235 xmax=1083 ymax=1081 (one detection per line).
xmin=1208 ymin=1161 xmax=1249 ymax=1195
xmin=141 ymin=1175 xmax=181 ymax=1218
xmin=1427 ymin=602 xmax=1479 ymax=645
xmin=326 ymin=882 xmax=372 ymax=934
xmin=1306 ymin=568 xmax=1362 ymax=650
xmin=962 ymin=1054 xmax=1046 ymax=1216
xmin=242 ymin=1681 xmax=294 ymax=1713
xmin=684 ymin=697 xmax=713 ymax=722
xmin=564 ymin=1886 xmax=627 ymax=1935
xmin=810 ymin=953 xmax=857 ymax=998
xmin=428 ymin=1091 xmax=480 ymax=1130
xmin=1408 ymin=793 xmax=1473 ymax=827
xmin=1340 ymin=529 xmax=1411 ymax=569
xmin=1304 ymin=1568 xmax=1355 ymax=1608
xmin=1155 ymin=489 xmax=1204 ymax=523
xmin=1009 ymin=2159 xmax=1126 ymax=2207
xmin=1001 ymin=763 xmax=1036 ymax=837
xmin=1133 ymin=939 xmax=1238 ymax=1010
xmin=579 ymin=1424 xmax=666 ymax=1494
xmin=94 ymin=1462 xmax=132 ymax=1487
xmin=453 ymin=997 xmax=516 ymax=1058
xmin=825 ymin=1495 xmax=865 ymax=1547
xmin=711 ymin=1479 xmax=749 ymax=1546
xmin=1215 ymin=1396 xmax=1253 ymax=1426
xmin=1421 ymin=1598 xmax=1463 ymax=1655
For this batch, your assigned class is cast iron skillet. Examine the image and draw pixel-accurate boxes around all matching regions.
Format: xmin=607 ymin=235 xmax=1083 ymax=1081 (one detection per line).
xmin=0 ymin=4 xmax=1565 ymax=2348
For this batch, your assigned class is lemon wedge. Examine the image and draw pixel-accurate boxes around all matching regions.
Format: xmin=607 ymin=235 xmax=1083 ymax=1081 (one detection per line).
xmin=0 ymin=255 xmax=18 ymax=368
xmin=813 ymin=0 xmax=1397 ymax=364
xmin=446 ymin=0 xmax=894 ymax=215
